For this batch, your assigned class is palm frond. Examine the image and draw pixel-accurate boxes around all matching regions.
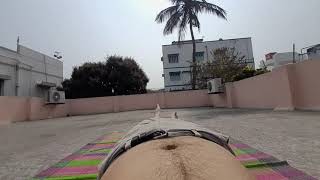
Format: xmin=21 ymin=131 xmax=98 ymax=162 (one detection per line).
xmin=155 ymin=5 xmax=180 ymax=23
xmin=189 ymin=12 xmax=201 ymax=30
xmin=156 ymin=0 xmax=227 ymax=37
xmin=177 ymin=12 xmax=189 ymax=41
xmin=197 ymin=1 xmax=227 ymax=19
xmin=169 ymin=0 xmax=186 ymax=4
xmin=163 ymin=11 xmax=183 ymax=35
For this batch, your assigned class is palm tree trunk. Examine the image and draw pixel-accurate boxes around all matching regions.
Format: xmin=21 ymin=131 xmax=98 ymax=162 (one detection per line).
xmin=190 ymin=23 xmax=196 ymax=90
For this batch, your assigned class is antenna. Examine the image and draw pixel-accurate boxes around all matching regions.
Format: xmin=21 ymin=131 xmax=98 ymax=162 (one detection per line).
xmin=16 ymin=36 xmax=21 ymax=52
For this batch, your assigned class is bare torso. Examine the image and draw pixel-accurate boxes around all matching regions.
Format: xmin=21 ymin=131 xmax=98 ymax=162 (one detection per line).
xmin=102 ymin=136 xmax=254 ymax=180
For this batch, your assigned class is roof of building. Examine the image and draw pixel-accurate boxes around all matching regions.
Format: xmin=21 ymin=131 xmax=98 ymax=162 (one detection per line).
xmin=163 ymin=37 xmax=251 ymax=47
xmin=0 ymin=45 xmax=17 ymax=54
xmin=171 ymin=39 xmax=204 ymax=45
xmin=307 ymin=44 xmax=320 ymax=51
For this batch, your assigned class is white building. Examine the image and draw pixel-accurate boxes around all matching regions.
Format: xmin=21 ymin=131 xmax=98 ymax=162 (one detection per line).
xmin=161 ymin=37 xmax=254 ymax=91
xmin=264 ymin=52 xmax=300 ymax=71
xmin=0 ymin=44 xmax=63 ymax=97
xmin=306 ymin=44 xmax=320 ymax=60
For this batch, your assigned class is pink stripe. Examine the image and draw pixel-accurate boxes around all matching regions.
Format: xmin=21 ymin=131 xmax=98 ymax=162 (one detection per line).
xmin=278 ymin=167 xmax=306 ymax=177
xmin=255 ymin=172 xmax=287 ymax=180
xmin=54 ymin=166 xmax=97 ymax=176
xmin=73 ymin=155 xmax=105 ymax=161
xmin=91 ymin=144 xmax=115 ymax=149
xmin=63 ymin=154 xmax=79 ymax=161
xmin=36 ymin=168 xmax=59 ymax=177
xmin=236 ymin=152 xmax=270 ymax=161
xmin=230 ymin=143 xmax=250 ymax=148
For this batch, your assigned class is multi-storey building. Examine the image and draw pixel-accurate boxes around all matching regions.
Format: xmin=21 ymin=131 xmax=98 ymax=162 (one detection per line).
xmin=162 ymin=37 xmax=254 ymax=91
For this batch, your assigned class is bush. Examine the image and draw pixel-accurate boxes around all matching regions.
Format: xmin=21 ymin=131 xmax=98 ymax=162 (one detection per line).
xmin=233 ymin=67 xmax=270 ymax=81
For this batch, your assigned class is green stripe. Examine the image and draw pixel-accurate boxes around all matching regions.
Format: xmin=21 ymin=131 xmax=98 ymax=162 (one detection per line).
xmin=66 ymin=159 xmax=101 ymax=167
xmin=78 ymin=148 xmax=111 ymax=155
xmin=31 ymin=174 xmax=97 ymax=180
xmin=239 ymin=148 xmax=258 ymax=154
xmin=233 ymin=149 xmax=247 ymax=155
xmin=233 ymin=148 xmax=257 ymax=155
xmin=245 ymin=161 xmax=289 ymax=169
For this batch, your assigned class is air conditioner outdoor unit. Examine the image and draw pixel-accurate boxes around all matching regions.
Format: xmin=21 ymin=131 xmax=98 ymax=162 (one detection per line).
xmin=47 ymin=90 xmax=66 ymax=104
xmin=207 ymin=78 xmax=224 ymax=94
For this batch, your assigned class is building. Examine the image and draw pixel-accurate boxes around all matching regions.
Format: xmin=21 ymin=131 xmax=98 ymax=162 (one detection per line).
xmin=306 ymin=44 xmax=320 ymax=60
xmin=260 ymin=44 xmax=320 ymax=71
xmin=0 ymin=44 xmax=63 ymax=97
xmin=161 ymin=37 xmax=254 ymax=91
xmin=264 ymin=52 xmax=299 ymax=71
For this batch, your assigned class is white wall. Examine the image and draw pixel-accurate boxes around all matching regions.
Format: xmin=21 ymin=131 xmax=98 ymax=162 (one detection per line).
xmin=18 ymin=45 xmax=63 ymax=97
xmin=162 ymin=38 xmax=254 ymax=91
xmin=0 ymin=47 xmax=17 ymax=96
xmin=18 ymin=45 xmax=63 ymax=78
xmin=0 ymin=45 xmax=63 ymax=97
xmin=0 ymin=63 xmax=16 ymax=96
xmin=17 ymin=67 xmax=32 ymax=96
xmin=266 ymin=52 xmax=299 ymax=70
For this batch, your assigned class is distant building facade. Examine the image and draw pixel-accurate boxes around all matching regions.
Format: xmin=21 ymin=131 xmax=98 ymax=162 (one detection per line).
xmin=264 ymin=52 xmax=299 ymax=71
xmin=161 ymin=37 xmax=254 ymax=91
xmin=306 ymin=44 xmax=320 ymax=60
xmin=0 ymin=44 xmax=63 ymax=97
xmin=261 ymin=44 xmax=320 ymax=71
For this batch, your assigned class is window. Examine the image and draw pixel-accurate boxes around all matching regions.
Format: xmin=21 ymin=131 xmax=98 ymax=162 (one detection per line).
xmin=168 ymin=54 xmax=179 ymax=63
xmin=195 ymin=52 xmax=205 ymax=61
xmin=0 ymin=80 xmax=3 ymax=96
xmin=169 ymin=72 xmax=181 ymax=81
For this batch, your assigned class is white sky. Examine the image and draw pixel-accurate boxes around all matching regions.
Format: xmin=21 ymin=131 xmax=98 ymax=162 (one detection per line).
xmin=0 ymin=0 xmax=319 ymax=89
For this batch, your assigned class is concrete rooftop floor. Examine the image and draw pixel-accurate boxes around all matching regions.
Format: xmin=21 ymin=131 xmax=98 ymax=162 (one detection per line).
xmin=0 ymin=108 xmax=319 ymax=179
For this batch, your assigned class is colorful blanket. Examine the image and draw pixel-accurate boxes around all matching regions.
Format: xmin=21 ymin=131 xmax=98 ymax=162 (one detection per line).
xmin=32 ymin=132 xmax=123 ymax=180
xmin=33 ymin=133 xmax=317 ymax=180
xmin=229 ymin=139 xmax=317 ymax=180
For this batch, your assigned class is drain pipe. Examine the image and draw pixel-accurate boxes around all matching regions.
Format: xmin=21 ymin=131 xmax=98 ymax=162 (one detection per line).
xmin=15 ymin=64 xmax=19 ymax=96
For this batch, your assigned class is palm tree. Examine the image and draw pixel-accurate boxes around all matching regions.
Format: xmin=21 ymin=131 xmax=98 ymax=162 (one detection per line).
xmin=155 ymin=0 xmax=227 ymax=90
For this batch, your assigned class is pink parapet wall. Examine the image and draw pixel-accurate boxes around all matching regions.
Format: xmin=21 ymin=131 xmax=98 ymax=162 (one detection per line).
xmin=292 ymin=60 xmax=320 ymax=110
xmin=0 ymin=96 xmax=69 ymax=124
xmin=0 ymin=96 xmax=29 ymax=124
xmin=1 ymin=59 xmax=320 ymax=124
xmin=68 ymin=90 xmax=209 ymax=116
xmin=210 ymin=59 xmax=320 ymax=111
xmin=29 ymin=97 xmax=69 ymax=120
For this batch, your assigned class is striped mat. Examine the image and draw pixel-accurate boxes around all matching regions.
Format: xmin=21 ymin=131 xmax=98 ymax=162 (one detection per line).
xmin=33 ymin=133 xmax=317 ymax=180
xmin=230 ymin=139 xmax=317 ymax=180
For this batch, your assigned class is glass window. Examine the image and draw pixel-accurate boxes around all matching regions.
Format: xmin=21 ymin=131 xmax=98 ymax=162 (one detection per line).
xmin=168 ymin=54 xmax=179 ymax=63
xmin=169 ymin=72 xmax=181 ymax=81
xmin=195 ymin=52 xmax=205 ymax=61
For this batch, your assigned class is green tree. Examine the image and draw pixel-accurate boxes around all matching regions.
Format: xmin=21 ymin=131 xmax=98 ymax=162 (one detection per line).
xmin=62 ymin=56 xmax=149 ymax=99
xmin=196 ymin=47 xmax=246 ymax=88
xmin=196 ymin=47 xmax=270 ymax=88
xmin=155 ymin=0 xmax=227 ymax=90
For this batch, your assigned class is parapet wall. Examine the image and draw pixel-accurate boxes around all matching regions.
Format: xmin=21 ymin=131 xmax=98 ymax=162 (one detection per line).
xmin=1 ymin=59 xmax=320 ymax=124
xmin=209 ymin=59 xmax=320 ymax=111
xmin=0 ymin=90 xmax=209 ymax=124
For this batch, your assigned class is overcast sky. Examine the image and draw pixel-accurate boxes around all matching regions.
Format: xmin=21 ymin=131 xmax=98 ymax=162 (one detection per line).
xmin=0 ymin=0 xmax=319 ymax=89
